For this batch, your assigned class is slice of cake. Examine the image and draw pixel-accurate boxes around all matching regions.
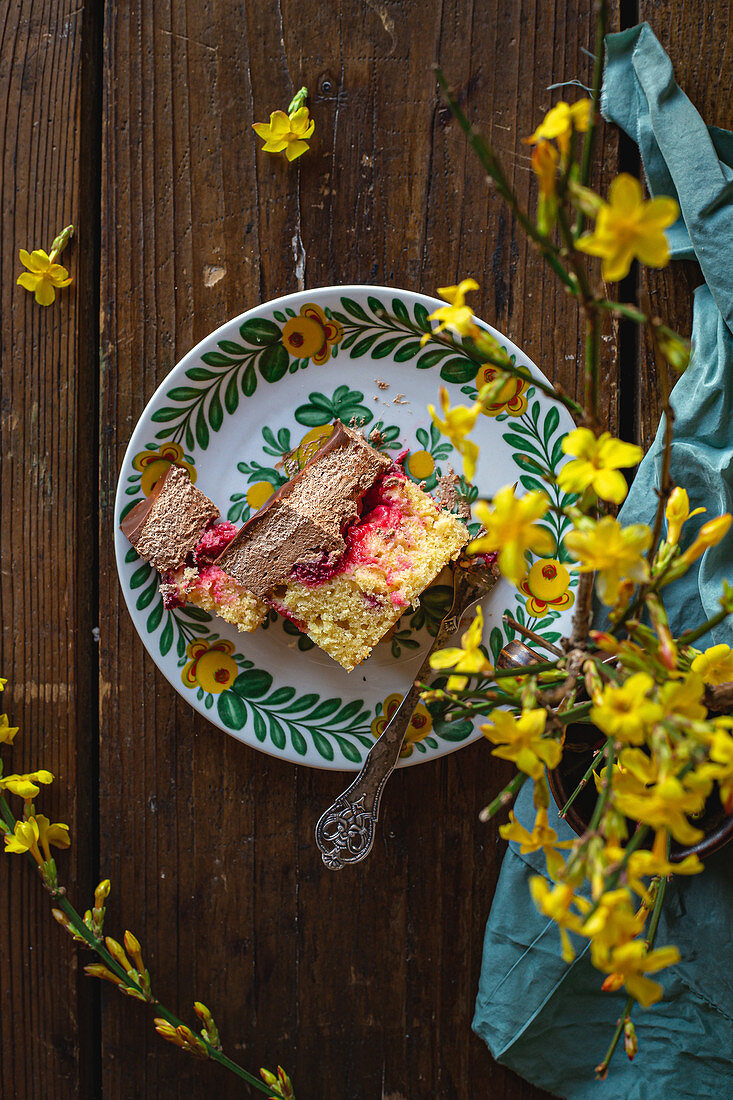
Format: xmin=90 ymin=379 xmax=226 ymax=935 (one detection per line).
xmin=120 ymin=465 xmax=266 ymax=633
xmin=215 ymin=422 xmax=470 ymax=670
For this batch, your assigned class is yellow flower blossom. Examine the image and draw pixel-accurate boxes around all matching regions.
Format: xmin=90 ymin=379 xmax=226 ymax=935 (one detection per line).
xmin=615 ymin=775 xmax=705 ymax=846
xmin=252 ymin=106 xmax=315 ymax=161
xmin=470 ymin=486 xmax=554 ymax=585
xmin=624 ymin=846 xmax=702 ymax=898
xmin=0 ymin=769 xmax=54 ymax=800
xmin=529 ymin=877 xmax=589 ymax=961
xmin=429 ymin=605 xmax=492 ymax=689
xmin=34 ymin=814 xmax=70 ymax=861
xmin=525 ymin=99 xmax=592 ymax=156
xmin=423 ymin=278 xmax=481 ymax=345
xmin=531 ymin=140 xmax=559 ymax=196
xmin=582 ymin=888 xmax=644 ymax=954
xmin=564 ymin=516 xmax=651 ymax=605
xmin=482 ymin=707 xmax=562 ymax=780
xmin=0 ymin=678 xmax=6 ymax=691
xmin=658 ymin=672 xmax=707 ymax=722
xmin=679 ymin=514 xmax=732 ymax=566
xmin=557 ymin=428 xmax=643 ymax=504
xmin=0 ymin=713 xmax=19 ymax=744
xmin=590 ymin=673 xmax=662 ymax=746
xmin=427 ymin=386 xmax=481 ymax=481
xmin=500 ymin=807 xmax=572 ymax=878
xmin=576 ymin=174 xmax=679 ymax=281
xmin=4 ymin=817 xmax=43 ymax=864
xmin=664 ymin=487 xmax=705 ymax=547
xmin=691 ymin=643 xmax=733 ymax=686
xmin=599 ymin=939 xmax=680 ymax=1007
xmin=17 ymin=248 xmax=73 ymax=306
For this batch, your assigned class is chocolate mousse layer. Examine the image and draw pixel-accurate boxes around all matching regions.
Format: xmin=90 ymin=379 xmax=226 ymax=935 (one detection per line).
xmin=215 ymin=421 xmax=390 ymax=598
xmin=120 ymin=465 xmax=219 ymax=572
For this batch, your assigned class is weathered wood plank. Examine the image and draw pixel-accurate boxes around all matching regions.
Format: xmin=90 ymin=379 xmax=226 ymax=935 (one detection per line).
xmin=0 ymin=0 xmax=101 ymax=1096
xmin=99 ymin=2 xmax=616 ymax=1098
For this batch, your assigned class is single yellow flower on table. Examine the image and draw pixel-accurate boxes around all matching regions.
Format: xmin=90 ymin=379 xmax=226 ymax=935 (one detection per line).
xmin=575 ymin=173 xmax=679 ymax=281
xmin=557 ymin=428 xmax=643 ymax=504
xmin=429 ymin=605 xmax=492 ymax=690
xmin=664 ymin=486 xmax=705 ymax=546
xmin=17 ymin=248 xmax=73 ymax=306
xmin=0 ymin=769 xmax=54 ymax=800
xmin=253 ymin=103 xmax=315 ymax=162
xmin=564 ymin=515 xmax=651 ymax=605
xmin=422 ymin=278 xmax=480 ymax=344
xmin=599 ymin=939 xmax=680 ymax=1007
xmin=590 ymin=672 xmax=662 ymax=746
xmin=482 ymin=707 xmax=562 ymax=780
xmin=470 ymin=486 xmax=554 ymax=586
xmin=427 ymin=386 xmax=481 ymax=481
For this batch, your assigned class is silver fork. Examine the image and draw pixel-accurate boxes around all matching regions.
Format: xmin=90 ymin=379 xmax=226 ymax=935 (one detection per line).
xmin=314 ymin=555 xmax=500 ymax=870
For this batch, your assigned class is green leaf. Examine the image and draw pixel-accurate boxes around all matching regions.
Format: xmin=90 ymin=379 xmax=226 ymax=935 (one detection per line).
xmin=309 ymin=698 xmax=341 ymax=720
xmin=392 ymin=297 xmax=409 ymax=323
xmin=414 ymin=302 xmax=430 ymax=330
xmin=258 ymin=342 xmax=289 ymax=383
xmin=311 ymin=730 xmax=335 ymax=761
xmin=349 ymin=334 xmax=378 ymax=358
xmin=543 ymin=406 xmax=560 ymax=444
xmin=160 ymin=617 xmax=174 ymax=656
xmin=440 ymin=357 xmax=477 ymax=384
xmin=232 ymin=668 xmax=273 ymax=699
xmin=281 ymin=693 xmax=319 ymax=714
xmin=136 ymin=578 xmax=158 ymax=610
xmin=125 ymin=546 xmax=140 ymax=564
xmin=290 ymin=728 xmax=307 ymax=756
xmin=268 ymin=715 xmax=287 ymax=750
xmin=186 ymin=366 xmax=218 ymax=381
xmin=308 ymin=391 xmax=335 ymax=409
xmin=489 ymin=626 xmax=505 ymax=663
xmin=242 ymin=363 xmax=257 ymax=397
xmin=129 ymin=563 xmax=152 ymax=589
xmin=151 ymin=406 xmax=183 ymax=423
xmin=294 ymin=404 xmax=331 ymax=427
xmin=253 ymin=711 xmax=267 ymax=742
xmin=209 ymin=391 xmax=224 ymax=432
xmin=416 ymin=349 xmax=445 ymax=370
xmin=273 ymin=310 xmax=286 ymax=322
xmin=196 ymin=405 xmax=210 ymax=450
xmin=239 ymin=318 xmax=281 ymax=345
xmin=224 ymin=373 xmax=239 ymax=415
xmin=551 ymin=436 xmax=566 ymax=469
xmin=182 ymin=604 xmax=212 ymax=622
xmin=264 ymin=686 xmax=297 ymax=706
xmin=218 ymin=339 xmax=247 ymax=355
xmin=330 ymin=699 xmax=365 ymax=725
xmin=519 ymin=475 xmax=548 ymax=495
xmin=531 ymin=400 xmax=541 ymax=426
xmin=514 ymin=453 xmax=548 ymax=475
xmin=435 ymin=719 xmax=473 ymax=742
xmin=394 ymin=340 xmax=421 ymax=362
xmin=372 ymin=337 xmax=403 ymax=359
xmin=147 ymin=600 xmax=164 ymax=633
xmin=503 ymin=433 xmax=545 ymax=459
xmin=332 ymin=735 xmax=362 ymax=763
xmin=217 ymin=691 xmax=247 ymax=730
xmin=201 ymin=351 xmax=237 ymax=367
xmin=340 ymin=296 xmax=370 ymax=322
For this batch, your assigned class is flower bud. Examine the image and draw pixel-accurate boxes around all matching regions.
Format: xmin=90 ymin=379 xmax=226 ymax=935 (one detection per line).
xmin=105 ymin=936 xmax=132 ymax=973
xmin=94 ymin=879 xmax=111 ymax=908
xmin=84 ymin=963 xmax=125 ymax=988
xmin=680 ymin=513 xmax=732 ymax=565
xmin=623 ymin=1016 xmax=638 ymax=1061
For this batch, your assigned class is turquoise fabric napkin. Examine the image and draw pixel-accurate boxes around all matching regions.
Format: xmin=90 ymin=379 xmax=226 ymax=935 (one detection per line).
xmin=473 ymin=24 xmax=733 ymax=1098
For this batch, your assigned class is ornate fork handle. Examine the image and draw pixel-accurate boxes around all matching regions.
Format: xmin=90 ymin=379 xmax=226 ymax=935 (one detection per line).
xmin=315 ymin=559 xmax=499 ymax=870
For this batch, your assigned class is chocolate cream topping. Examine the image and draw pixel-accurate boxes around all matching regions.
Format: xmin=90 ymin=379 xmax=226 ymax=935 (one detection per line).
xmin=120 ymin=464 xmax=220 ymax=572
xmin=215 ymin=420 xmax=390 ymax=598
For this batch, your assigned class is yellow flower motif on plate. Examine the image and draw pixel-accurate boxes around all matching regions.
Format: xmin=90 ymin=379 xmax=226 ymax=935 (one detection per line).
xmin=181 ymin=639 xmax=238 ymax=695
xmin=282 ymin=304 xmax=343 ymax=365
xmin=405 ymin=450 xmax=435 ymax=480
xmin=475 ymin=363 xmax=529 ymax=417
xmin=371 ymin=693 xmax=432 ymax=758
xmin=519 ymin=558 xmax=575 ymax=617
xmin=295 ymin=424 xmax=335 ymax=468
xmin=246 ymin=481 xmax=276 ymax=510
xmin=132 ymin=442 xmax=196 ymax=497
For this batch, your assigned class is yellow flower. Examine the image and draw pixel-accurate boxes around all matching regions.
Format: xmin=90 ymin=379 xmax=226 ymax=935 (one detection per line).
xmin=519 ymin=558 xmax=574 ymax=617
xmin=430 ymin=606 xmax=492 ymax=689
xmin=252 ymin=106 xmax=315 ymax=161
xmin=181 ymin=640 xmax=239 ymax=694
xmin=282 ymin=303 xmax=343 ymax=364
xmin=529 ymin=877 xmax=589 ymax=961
xmin=525 ymin=99 xmax=592 ymax=156
xmin=500 ymin=807 xmax=572 ymax=878
xmin=582 ymin=888 xmax=644 ymax=954
xmin=132 ymin=442 xmax=196 ymax=497
xmin=470 ymin=486 xmax=555 ymax=585
xmin=664 ymin=487 xmax=705 ymax=547
xmin=35 ymin=814 xmax=70 ymax=861
xmin=4 ymin=817 xmax=43 ymax=864
xmin=482 ymin=707 xmax=562 ymax=780
xmin=474 ymin=363 xmax=529 ymax=417
xmin=615 ymin=776 xmax=705 ymax=846
xmin=691 ymin=643 xmax=733 ymax=685
xmin=590 ymin=673 xmax=662 ymax=746
xmin=679 ymin=514 xmax=733 ymax=566
xmin=624 ymin=846 xmax=702 ymax=898
xmin=0 ymin=678 xmax=6 ymax=691
xmin=564 ymin=516 xmax=651 ymax=605
xmin=658 ymin=673 xmax=707 ymax=722
xmin=575 ymin=174 xmax=679 ymax=281
xmin=557 ymin=428 xmax=643 ymax=504
xmin=370 ymin=694 xmax=433 ymax=758
xmin=599 ymin=940 xmax=680 ymax=1008
xmin=427 ymin=386 xmax=481 ymax=481
xmin=0 ymin=770 xmax=54 ymax=800
xmin=531 ymin=139 xmax=559 ymax=197
xmin=17 ymin=248 xmax=73 ymax=306
xmin=422 ymin=279 xmax=480 ymax=344
xmin=0 ymin=713 xmax=19 ymax=744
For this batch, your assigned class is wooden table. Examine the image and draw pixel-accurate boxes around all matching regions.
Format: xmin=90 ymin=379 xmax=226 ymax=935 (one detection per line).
xmin=2 ymin=1 xmax=731 ymax=1096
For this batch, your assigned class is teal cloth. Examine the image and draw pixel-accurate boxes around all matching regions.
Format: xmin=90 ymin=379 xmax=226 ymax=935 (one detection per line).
xmin=473 ymin=24 xmax=733 ymax=1098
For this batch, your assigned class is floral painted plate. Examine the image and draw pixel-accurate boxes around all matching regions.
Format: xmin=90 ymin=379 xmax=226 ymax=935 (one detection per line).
xmin=115 ymin=285 xmax=577 ymax=771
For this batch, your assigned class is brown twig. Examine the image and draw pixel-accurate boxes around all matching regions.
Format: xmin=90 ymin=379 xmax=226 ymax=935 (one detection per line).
xmin=502 ymin=615 xmax=564 ymax=656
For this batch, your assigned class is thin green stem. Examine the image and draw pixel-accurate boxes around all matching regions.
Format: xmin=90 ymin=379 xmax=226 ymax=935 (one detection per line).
xmin=588 ymin=740 xmax=615 ymax=831
xmin=559 ymin=748 xmax=603 ymax=818
xmin=479 ymin=772 xmax=527 ymax=822
xmin=678 ymin=605 xmax=732 ymax=645
xmin=556 ymin=701 xmax=593 ymax=724
xmin=596 ymin=995 xmax=633 ymax=1080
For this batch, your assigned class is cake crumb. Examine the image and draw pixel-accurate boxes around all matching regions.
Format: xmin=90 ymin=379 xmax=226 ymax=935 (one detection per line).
xmin=349 ymin=415 xmax=368 ymax=429
xmin=369 ymin=426 xmax=385 ymax=447
xmin=376 ymin=379 xmax=390 ymax=390
xmin=393 ymin=393 xmax=408 ymax=405
xmin=435 ymin=467 xmax=471 ymax=519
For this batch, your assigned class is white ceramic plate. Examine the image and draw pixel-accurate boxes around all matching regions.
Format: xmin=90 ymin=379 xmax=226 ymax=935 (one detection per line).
xmin=115 ymin=285 xmax=576 ymax=770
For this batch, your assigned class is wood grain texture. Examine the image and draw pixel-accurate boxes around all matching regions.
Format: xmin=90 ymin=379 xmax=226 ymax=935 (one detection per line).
xmin=0 ymin=0 xmax=100 ymax=1096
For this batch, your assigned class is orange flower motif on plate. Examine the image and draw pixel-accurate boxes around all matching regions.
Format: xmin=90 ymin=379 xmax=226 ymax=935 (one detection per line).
xmin=282 ymin=304 xmax=344 ymax=365
xmin=475 ymin=363 xmax=529 ymax=417
xmin=519 ymin=558 xmax=575 ymax=617
xmin=181 ymin=639 xmax=238 ymax=694
xmin=132 ymin=442 xmax=196 ymax=497
xmin=371 ymin=693 xmax=433 ymax=758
